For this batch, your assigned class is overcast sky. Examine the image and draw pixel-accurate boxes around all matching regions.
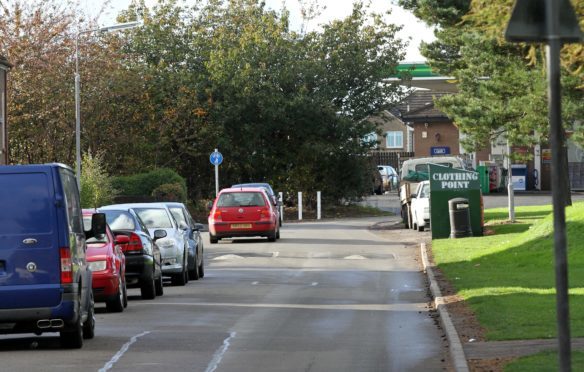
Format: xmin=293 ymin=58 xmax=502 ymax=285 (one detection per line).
xmin=80 ymin=0 xmax=435 ymax=61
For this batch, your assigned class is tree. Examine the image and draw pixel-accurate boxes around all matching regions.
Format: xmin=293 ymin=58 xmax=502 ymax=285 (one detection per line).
xmin=80 ymin=151 xmax=118 ymax=208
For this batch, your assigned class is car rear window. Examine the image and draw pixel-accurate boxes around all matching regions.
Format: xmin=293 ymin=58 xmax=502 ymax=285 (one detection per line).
xmin=0 ymin=173 xmax=52 ymax=235
xmin=217 ymin=192 xmax=266 ymax=207
xmin=133 ymin=208 xmax=173 ymax=228
xmin=101 ymin=210 xmax=136 ymax=230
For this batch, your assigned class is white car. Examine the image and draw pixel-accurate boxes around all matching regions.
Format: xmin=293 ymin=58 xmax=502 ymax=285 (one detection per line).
xmin=411 ymin=180 xmax=430 ymax=232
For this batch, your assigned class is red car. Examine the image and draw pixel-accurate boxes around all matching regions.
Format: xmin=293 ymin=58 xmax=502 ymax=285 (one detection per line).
xmin=208 ymin=187 xmax=280 ymax=243
xmin=83 ymin=210 xmax=127 ymax=312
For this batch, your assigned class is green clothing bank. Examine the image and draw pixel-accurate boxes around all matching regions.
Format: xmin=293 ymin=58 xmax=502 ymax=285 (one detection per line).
xmin=429 ymin=164 xmax=483 ymax=239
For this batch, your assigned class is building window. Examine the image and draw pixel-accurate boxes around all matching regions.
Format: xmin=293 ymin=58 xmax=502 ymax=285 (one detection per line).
xmin=385 ymin=131 xmax=403 ymax=149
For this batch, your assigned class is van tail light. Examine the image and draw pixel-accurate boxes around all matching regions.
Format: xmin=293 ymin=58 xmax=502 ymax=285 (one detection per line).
xmin=60 ymin=247 xmax=73 ymax=284
xmin=125 ymin=233 xmax=144 ymax=254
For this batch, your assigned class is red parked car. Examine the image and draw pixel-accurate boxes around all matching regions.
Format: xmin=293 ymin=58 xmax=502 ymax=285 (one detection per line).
xmin=82 ymin=210 xmax=127 ymax=312
xmin=208 ymin=187 xmax=280 ymax=244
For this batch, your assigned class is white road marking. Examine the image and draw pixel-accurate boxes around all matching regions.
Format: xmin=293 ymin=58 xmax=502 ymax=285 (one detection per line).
xmin=205 ymin=331 xmax=237 ymax=372
xmin=213 ymin=254 xmax=245 ymax=260
xmin=343 ymin=255 xmax=367 ymax=260
xmin=272 ymin=251 xmax=279 ymax=258
xmin=311 ymin=282 xmax=319 ymax=286
xmin=251 ymin=281 xmax=259 ymax=285
xmin=99 ymin=331 xmax=151 ymax=372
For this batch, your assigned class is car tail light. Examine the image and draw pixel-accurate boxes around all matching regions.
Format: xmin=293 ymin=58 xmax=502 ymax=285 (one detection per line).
xmin=60 ymin=247 xmax=73 ymax=284
xmin=126 ymin=233 xmax=144 ymax=254
xmin=212 ymin=210 xmax=222 ymax=222
xmin=259 ymin=207 xmax=271 ymax=220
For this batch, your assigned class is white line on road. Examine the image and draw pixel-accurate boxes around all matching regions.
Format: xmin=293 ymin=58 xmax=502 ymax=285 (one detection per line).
xmin=272 ymin=251 xmax=279 ymax=258
xmin=344 ymin=255 xmax=367 ymax=260
xmin=205 ymin=331 xmax=237 ymax=372
xmin=99 ymin=331 xmax=151 ymax=372
xmin=252 ymin=281 xmax=259 ymax=285
xmin=213 ymin=254 xmax=245 ymax=260
xmin=134 ymin=302 xmax=426 ymax=312
xmin=311 ymin=282 xmax=318 ymax=286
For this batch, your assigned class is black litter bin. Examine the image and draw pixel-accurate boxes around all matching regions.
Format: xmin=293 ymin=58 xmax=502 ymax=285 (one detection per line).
xmin=449 ymin=198 xmax=473 ymax=238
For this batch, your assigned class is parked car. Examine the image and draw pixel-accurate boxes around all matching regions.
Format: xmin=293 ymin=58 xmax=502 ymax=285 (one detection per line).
xmin=164 ymin=202 xmax=205 ymax=280
xmin=411 ymin=180 xmax=431 ymax=232
xmin=102 ymin=203 xmax=189 ymax=286
xmin=378 ymin=165 xmax=399 ymax=191
xmin=0 ymin=164 xmax=104 ymax=348
xmin=82 ymin=210 xmax=127 ymax=312
xmin=209 ymin=187 xmax=280 ymax=243
xmin=232 ymin=182 xmax=282 ymax=226
xmin=97 ymin=207 xmax=164 ymax=299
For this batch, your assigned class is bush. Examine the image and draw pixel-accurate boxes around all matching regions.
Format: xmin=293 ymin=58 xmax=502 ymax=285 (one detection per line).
xmin=80 ymin=152 xmax=119 ymax=208
xmin=112 ymin=168 xmax=187 ymax=198
xmin=151 ymin=183 xmax=187 ymax=202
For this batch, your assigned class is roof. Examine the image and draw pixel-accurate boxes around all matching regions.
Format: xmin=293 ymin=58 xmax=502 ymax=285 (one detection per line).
xmin=391 ymin=91 xmax=452 ymax=123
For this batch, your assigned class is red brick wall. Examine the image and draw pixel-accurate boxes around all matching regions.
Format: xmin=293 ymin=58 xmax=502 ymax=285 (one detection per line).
xmin=413 ymin=121 xmax=460 ymax=157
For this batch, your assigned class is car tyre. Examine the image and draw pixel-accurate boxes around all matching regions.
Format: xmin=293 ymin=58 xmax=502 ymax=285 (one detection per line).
xmin=106 ymin=278 xmax=125 ymax=313
xmin=172 ymin=267 xmax=188 ymax=286
xmin=140 ymin=271 xmax=156 ymax=300
xmin=210 ymin=234 xmax=218 ymax=244
xmin=122 ymin=279 xmax=128 ymax=308
xmin=267 ymin=229 xmax=277 ymax=242
xmin=61 ymin=301 xmax=84 ymax=349
xmin=155 ymin=273 xmax=164 ymax=296
xmin=276 ymin=227 xmax=280 ymax=240
xmin=189 ymin=257 xmax=200 ymax=281
xmin=83 ymin=293 xmax=95 ymax=339
xmin=418 ymin=224 xmax=424 ymax=232
xmin=198 ymin=256 xmax=204 ymax=278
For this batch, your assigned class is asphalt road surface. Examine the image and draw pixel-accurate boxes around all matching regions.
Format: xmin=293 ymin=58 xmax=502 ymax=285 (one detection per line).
xmin=0 ymin=217 xmax=447 ymax=372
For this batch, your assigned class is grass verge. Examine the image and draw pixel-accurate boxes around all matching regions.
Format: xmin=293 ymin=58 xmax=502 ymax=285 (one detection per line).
xmin=504 ymin=351 xmax=584 ymax=371
xmin=432 ymin=201 xmax=584 ymax=341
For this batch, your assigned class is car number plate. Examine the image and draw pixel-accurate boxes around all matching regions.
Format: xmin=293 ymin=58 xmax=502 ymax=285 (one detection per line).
xmin=231 ymin=223 xmax=252 ymax=229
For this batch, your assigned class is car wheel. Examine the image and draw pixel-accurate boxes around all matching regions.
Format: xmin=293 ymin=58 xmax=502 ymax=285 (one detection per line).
xmin=418 ymin=223 xmax=424 ymax=232
xmin=276 ymin=227 xmax=280 ymax=240
xmin=155 ymin=272 xmax=164 ymax=296
xmin=172 ymin=267 xmax=188 ymax=286
xmin=106 ymin=278 xmax=125 ymax=313
xmin=122 ymin=279 xmax=128 ymax=308
xmin=210 ymin=234 xmax=218 ymax=244
xmin=267 ymin=229 xmax=277 ymax=242
xmin=198 ymin=256 xmax=204 ymax=278
xmin=83 ymin=292 xmax=95 ymax=339
xmin=140 ymin=270 xmax=156 ymax=300
xmin=189 ymin=256 xmax=200 ymax=281
xmin=61 ymin=301 xmax=83 ymax=349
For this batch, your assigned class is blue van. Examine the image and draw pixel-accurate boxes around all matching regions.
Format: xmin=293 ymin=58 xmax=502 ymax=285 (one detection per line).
xmin=0 ymin=164 xmax=105 ymax=348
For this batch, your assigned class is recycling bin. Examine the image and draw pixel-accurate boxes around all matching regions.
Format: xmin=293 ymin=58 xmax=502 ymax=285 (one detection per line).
xmin=449 ymin=198 xmax=473 ymax=239
xmin=511 ymin=164 xmax=527 ymax=191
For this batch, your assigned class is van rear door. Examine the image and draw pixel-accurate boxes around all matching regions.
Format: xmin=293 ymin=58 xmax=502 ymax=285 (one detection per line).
xmin=0 ymin=171 xmax=62 ymax=309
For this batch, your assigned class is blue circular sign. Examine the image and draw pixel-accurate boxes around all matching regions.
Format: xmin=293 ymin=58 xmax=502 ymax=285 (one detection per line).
xmin=210 ymin=151 xmax=223 ymax=166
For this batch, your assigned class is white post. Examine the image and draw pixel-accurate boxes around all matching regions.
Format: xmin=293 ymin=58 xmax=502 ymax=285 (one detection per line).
xmin=279 ymin=192 xmax=284 ymax=223
xmin=298 ymin=192 xmax=302 ymax=221
xmin=215 ymin=163 xmax=219 ymax=197
xmin=317 ymin=191 xmax=321 ymax=220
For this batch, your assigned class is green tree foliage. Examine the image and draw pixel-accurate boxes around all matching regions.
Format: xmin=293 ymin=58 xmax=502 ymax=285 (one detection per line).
xmin=112 ymin=168 xmax=187 ymax=198
xmin=80 ymin=151 xmax=119 ymax=208
xmin=151 ymin=183 xmax=187 ymax=202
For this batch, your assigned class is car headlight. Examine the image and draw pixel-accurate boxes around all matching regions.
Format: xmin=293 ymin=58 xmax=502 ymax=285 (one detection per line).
xmin=156 ymin=238 xmax=176 ymax=249
xmin=88 ymin=260 xmax=107 ymax=272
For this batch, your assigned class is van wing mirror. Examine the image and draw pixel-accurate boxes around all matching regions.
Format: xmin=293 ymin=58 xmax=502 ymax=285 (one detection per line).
xmin=87 ymin=213 xmax=107 ymax=238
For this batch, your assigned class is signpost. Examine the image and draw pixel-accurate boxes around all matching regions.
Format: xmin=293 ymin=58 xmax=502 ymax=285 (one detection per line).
xmin=210 ymin=149 xmax=223 ymax=196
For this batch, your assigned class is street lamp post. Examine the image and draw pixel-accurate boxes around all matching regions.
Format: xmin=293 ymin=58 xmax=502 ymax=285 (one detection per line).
xmin=74 ymin=21 xmax=141 ymax=188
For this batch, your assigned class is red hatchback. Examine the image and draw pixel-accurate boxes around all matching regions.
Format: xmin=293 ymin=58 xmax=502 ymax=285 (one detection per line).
xmin=83 ymin=210 xmax=127 ymax=312
xmin=208 ymin=187 xmax=280 ymax=243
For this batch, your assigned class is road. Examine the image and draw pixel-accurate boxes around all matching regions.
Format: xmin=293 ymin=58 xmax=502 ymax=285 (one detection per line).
xmin=0 ymin=217 xmax=446 ymax=372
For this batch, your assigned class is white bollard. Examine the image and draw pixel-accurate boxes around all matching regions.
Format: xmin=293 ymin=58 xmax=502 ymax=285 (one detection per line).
xmin=317 ymin=191 xmax=321 ymax=220
xmin=279 ymin=192 xmax=284 ymax=223
xmin=298 ymin=192 xmax=303 ymax=221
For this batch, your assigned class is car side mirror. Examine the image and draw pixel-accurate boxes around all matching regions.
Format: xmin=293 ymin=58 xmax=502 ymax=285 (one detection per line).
xmin=194 ymin=223 xmax=204 ymax=231
xmin=410 ymin=193 xmax=417 ymax=199
xmin=179 ymin=222 xmax=189 ymax=230
xmin=153 ymin=229 xmax=167 ymax=241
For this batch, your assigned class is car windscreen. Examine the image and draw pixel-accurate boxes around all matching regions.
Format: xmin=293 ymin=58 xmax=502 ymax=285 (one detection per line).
xmin=217 ymin=192 xmax=266 ymax=207
xmin=133 ymin=208 xmax=173 ymax=228
xmin=169 ymin=207 xmax=187 ymax=227
xmin=101 ymin=210 xmax=136 ymax=230
xmin=0 ymin=173 xmax=52 ymax=235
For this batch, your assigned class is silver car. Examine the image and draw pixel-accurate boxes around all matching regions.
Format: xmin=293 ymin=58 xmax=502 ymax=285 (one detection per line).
xmin=101 ymin=203 xmax=189 ymax=286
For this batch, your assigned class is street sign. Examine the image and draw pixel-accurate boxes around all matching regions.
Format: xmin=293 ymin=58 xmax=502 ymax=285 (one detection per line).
xmin=210 ymin=150 xmax=223 ymax=166
xmin=431 ymin=146 xmax=450 ymax=156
